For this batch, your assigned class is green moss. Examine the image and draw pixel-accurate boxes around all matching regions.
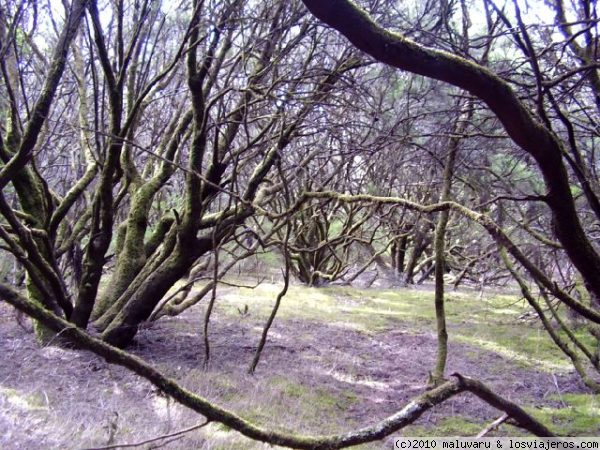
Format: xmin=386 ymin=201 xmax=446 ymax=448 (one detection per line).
xmin=312 ymin=387 xmax=359 ymax=410
xmin=220 ymin=283 xmax=342 ymax=323
xmin=202 ymin=422 xmax=236 ymax=441
xmin=282 ymin=381 xmax=308 ymax=399
xmin=454 ymin=332 xmax=573 ymax=372
xmin=230 ymin=284 xmax=436 ymax=331
xmin=267 ymin=377 xmax=358 ymax=414
xmin=454 ymin=314 xmax=595 ymax=372
xmin=215 ymin=422 xmax=232 ymax=432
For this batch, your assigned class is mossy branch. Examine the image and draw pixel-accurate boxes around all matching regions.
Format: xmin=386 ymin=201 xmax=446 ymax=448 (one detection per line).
xmin=0 ymin=0 xmax=88 ymax=190
xmin=0 ymin=283 xmax=555 ymax=448
xmin=299 ymin=0 xmax=600 ymax=311
xmin=298 ymin=191 xmax=600 ymax=325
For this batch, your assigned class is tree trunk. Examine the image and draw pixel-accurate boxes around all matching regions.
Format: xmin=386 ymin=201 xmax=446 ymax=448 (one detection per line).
xmin=299 ymin=0 xmax=600 ymax=305
xmin=430 ymin=101 xmax=467 ymax=385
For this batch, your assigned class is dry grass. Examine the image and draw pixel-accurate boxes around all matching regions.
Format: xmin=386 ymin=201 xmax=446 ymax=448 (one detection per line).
xmin=0 ymin=280 xmax=596 ymax=449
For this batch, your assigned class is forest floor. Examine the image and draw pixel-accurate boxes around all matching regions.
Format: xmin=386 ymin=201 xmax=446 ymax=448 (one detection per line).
xmin=0 ymin=277 xmax=599 ymax=449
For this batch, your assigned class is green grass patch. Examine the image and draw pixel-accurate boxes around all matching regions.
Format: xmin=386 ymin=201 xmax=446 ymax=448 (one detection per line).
xmin=267 ymin=376 xmax=359 ymax=413
xmin=0 ymin=387 xmax=49 ymax=411
xmin=454 ymin=328 xmax=574 ymax=372
xmin=219 ymin=283 xmax=437 ymax=331
xmin=404 ymin=416 xmax=484 ymax=437
xmin=524 ymin=394 xmax=600 ymax=436
xmin=218 ymin=282 xmax=595 ymax=375
xmin=184 ymin=281 xmax=598 ymax=444
xmin=255 ymin=250 xmax=281 ymax=268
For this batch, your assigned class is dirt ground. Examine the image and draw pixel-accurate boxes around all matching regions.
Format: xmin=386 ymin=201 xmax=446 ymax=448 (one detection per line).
xmin=0 ymin=286 xmax=592 ymax=450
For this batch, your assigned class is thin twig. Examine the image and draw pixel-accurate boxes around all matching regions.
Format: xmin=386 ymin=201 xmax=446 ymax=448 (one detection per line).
xmin=551 ymin=373 xmax=568 ymax=408
xmin=475 ymin=413 xmax=508 ymax=438
xmin=218 ymin=278 xmax=265 ymax=289
xmin=81 ymin=419 xmax=210 ymax=450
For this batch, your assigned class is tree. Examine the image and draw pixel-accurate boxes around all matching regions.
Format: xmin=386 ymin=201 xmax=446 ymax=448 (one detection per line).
xmin=299 ymin=0 xmax=600 ymax=389
xmin=0 ymin=0 xmax=590 ymax=444
xmin=0 ymin=0 xmax=364 ymax=348
xmin=0 ymin=0 xmax=88 ymax=340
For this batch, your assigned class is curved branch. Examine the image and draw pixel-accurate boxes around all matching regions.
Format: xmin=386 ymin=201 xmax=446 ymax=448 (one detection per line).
xmin=0 ymin=0 xmax=88 ymax=189
xmin=298 ymin=0 xmax=600 ymax=306
xmin=49 ymin=164 xmax=98 ymax=238
xmin=0 ymin=283 xmax=555 ymax=449
xmin=298 ymin=191 xmax=600 ymax=325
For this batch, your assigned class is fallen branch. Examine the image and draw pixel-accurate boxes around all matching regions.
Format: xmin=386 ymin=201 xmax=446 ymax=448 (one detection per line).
xmin=475 ymin=414 xmax=508 ymax=438
xmin=451 ymin=373 xmax=554 ymax=437
xmin=0 ymin=282 xmax=555 ymax=449
xmin=82 ymin=419 xmax=210 ymax=450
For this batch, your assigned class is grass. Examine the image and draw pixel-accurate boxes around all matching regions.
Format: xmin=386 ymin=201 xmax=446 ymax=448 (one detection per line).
xmin=7 ymin=276 xmax=598 ymax=448
xmin=266 ymin=376 xmax=360 ymax=417
xmin=524 ymin=393 xmax=600 ymax=436
xmin=403 ymin=416 xmax=484 ymax=437
xmin=401 ymin=394 xmax=600 ymax=437
xmin=217 ymin=281 xmax=593 ymax=373
xmin=209 ymin=279 xmax=600 ymax=439
xmin=217 ymin=283 xmax=435 ymax=332
xmin=403 ymin=394 xmax=600 ymax=437
xmin=0 ymin=387 xmax=49 ymax=411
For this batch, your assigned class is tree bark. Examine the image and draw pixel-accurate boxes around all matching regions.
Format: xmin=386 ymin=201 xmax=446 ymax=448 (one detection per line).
xmin=299 ymin=0 xmax=600 ymax=303
xmin=0 ymin=280 xmax=561 ymax=446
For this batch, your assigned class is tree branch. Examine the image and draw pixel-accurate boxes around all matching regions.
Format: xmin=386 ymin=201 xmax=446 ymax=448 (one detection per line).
xmin=0 ymin=283 xmax=555 ymax=448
